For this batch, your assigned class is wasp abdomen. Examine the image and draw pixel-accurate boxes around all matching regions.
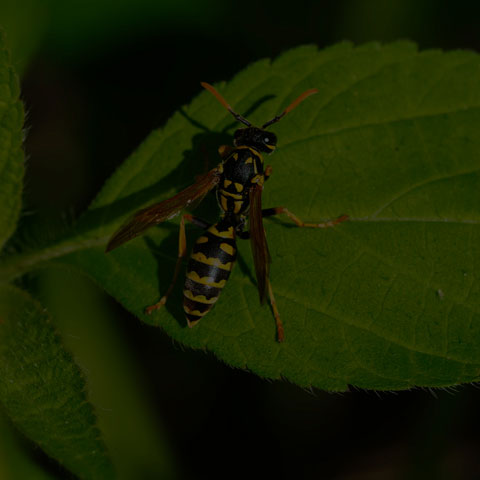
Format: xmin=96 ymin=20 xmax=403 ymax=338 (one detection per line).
xmin=183 ymin=222 xmax=237 ymax=327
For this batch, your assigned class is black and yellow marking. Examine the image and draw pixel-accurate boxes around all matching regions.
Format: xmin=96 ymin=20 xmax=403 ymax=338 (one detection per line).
xmin=209 ymin=224 xmax=235 ymax=239
xmin=220 ymin=195 xmax=228 ymax=211
xmin=186 ymin=270 xmax=227 ymax=288
xmin=191 ymin=251 xmax=233 ymax=270
xmin=233 ymin=201 xmax=243 ymax=213
xmin=183 ymin=289 xmax=219 ymax=304
xmin=234 ymin=145 xmax=263 ymax=159
xmin=218 ymin=189 xmax=243 ymax=200
xmin=215 ymin=145 xmax=265 ymax=217
xmin=183 ymin=219 xmax=237 ymax=327
xmin=119 ymin=82 xmax=324 ymax=342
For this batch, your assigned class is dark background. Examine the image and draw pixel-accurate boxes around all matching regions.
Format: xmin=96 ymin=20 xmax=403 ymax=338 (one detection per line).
xmin=3 ymin=0 xmax=480 ymax=478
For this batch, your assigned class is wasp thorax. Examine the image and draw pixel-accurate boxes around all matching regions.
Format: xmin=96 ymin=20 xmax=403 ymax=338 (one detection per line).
xmin=233 ymin=127 xmax=277 ymax=153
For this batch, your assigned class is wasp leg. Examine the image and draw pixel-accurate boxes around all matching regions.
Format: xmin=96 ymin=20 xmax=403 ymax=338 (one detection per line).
xmin=238 ymin=230 xmax=283 ymax=340
xmin=145 ymin=214 xmax=211 ymax=314
xmin=262 ymin=207 xmax=348 ymax=228
xmin=261 ymin=165 xmax=347 ymax=227
xmin=264 ymin=164 xmax=273 ymax=181
xmin=267 ymin=279 xmax=284 ymax=343
xmin=218 ymin=144 xmax=234 ymax=160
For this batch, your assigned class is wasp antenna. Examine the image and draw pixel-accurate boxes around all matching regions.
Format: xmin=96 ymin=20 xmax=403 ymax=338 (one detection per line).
xmin=201 ymin=82 xmax=252 ymax=127
xmin=262 ymin=88 xmax=318 ymax=129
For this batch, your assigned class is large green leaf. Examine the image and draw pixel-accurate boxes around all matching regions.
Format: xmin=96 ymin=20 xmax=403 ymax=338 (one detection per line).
xmin=0 ymin=29 xmax=24 ymax=250
xmin=5 ymin=42 xmax=480 ymax=391
xmin=0 ymin=284 xmax=115 ymax=479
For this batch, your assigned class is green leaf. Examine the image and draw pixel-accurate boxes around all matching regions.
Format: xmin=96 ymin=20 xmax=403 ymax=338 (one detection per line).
xmin=39 ymin=268 xmax=176 ymax=478
xmin=0 ymin=284 xmax=115 ymax=479
xmin=0 ymin=29 xmax=24 ymax=250
xmin=13 ymin=42 xmax=480 ymax=390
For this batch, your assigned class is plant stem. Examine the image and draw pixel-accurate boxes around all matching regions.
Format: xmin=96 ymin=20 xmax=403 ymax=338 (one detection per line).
xmin=0 ymin=236 xmax=107 ymax=284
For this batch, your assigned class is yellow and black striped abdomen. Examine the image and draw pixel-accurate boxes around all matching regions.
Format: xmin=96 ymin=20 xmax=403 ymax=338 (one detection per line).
xmin=183 ymin=222 xmax=237 ymax=327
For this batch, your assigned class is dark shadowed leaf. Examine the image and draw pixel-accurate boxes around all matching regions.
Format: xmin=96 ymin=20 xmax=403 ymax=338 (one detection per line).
xmin=0 ymin=29 xmax=24 ymax=250
xmin=0 ymin=285 xmax=115 ymax=479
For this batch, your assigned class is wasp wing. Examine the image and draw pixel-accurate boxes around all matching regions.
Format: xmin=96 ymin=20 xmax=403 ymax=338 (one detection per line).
xmin=106 ymin=167 xmax=221 ymax=252
xmin=249 ymin=183 xmax=271 ymax=304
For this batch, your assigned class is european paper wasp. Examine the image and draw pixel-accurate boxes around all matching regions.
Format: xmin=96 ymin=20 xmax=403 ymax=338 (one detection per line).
xmin=106 ymin=82 xmax=348 ymax=342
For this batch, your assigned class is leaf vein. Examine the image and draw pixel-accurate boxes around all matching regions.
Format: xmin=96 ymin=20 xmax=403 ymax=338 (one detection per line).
xmin=283 ymin=104 xmax=480 ymax=151
xmin=279 ymin=289 xmax=480 ymax=368
xmin=371 ymin=167 xmax=480 ymax=217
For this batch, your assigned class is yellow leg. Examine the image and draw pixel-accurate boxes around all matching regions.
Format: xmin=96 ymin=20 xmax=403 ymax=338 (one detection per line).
xmin=264 ymin=164 xmax=273 ymax=179
xmin=261 ymin=204 xmax=347 ymax=341
xmin=263 ymin=207 xmax=348 ymax=228
xmin=218 ymin=144 xmax=233 ymax=159
xmin=267 ymin=279 xmax=284 ymax=343
xmin=145 ymin=214 xmax=190 ymax=315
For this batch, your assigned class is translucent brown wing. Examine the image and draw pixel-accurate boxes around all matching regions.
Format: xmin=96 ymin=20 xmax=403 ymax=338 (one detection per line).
xmin=249 ymin=183 xmax=271 ymax=304
xmin=106 ymin=167 xmax=221 ymax=252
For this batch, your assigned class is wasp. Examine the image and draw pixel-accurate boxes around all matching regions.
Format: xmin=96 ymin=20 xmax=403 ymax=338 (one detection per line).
xmin=106 ymin=82 xmax=348 ymax=342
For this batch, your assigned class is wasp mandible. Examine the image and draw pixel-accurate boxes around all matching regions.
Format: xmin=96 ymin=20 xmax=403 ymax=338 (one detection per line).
xmin=106 ymin=82 xmax=348 ymax=342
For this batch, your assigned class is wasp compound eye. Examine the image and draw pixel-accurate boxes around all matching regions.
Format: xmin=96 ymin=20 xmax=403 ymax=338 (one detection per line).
xmin=262 ymin=133 xmax=277 ymax=147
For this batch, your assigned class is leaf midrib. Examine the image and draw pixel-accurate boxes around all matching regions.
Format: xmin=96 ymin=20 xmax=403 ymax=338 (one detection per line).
xmin=277 ymin=287 xmax=477 ymax=368
xmin=281 ymin=104 xmax=480 ymax=153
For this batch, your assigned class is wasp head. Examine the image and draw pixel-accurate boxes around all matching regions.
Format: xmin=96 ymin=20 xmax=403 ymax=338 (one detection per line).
xmin=233 ymin=127 xmax=277 ymax=154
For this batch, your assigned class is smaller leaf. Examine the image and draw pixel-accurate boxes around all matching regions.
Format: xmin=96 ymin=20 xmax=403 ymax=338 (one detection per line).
xmin=0 ymin=285 xmax=115 ymax=479
xmin=0 ymin=28 xmax=24 ymax=250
